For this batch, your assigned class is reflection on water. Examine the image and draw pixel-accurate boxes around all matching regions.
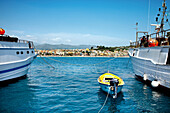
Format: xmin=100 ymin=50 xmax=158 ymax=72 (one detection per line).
xmin=128 ymin=77 xmax=170 ymax=113
xmin=97 ymin=88 xmax=124 ymax=113
xmin=152 ymin=91 xmax=161 ymax=101
xmin=0 ymin=57 xmax=170 ymax=113
xmin=0 ymin=78 xmax=35 ymax=112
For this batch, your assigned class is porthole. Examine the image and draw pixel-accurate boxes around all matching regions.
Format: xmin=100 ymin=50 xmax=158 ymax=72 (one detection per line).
xmin=16 ymin=51 xmax=19 ymax=54
xmin=32 ymin=51 xmax=34 ymax=53
xmin=27 ymin=51 xmax=29 ymax=54
xmin=21 ymin=51 xmax=23 ymax=54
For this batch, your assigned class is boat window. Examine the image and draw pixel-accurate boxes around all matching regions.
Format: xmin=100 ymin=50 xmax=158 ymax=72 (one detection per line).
xmin=21 ymin=51 xmax=23 ymax=54
xmin=16 ymin=51 xmax=19 ymax=54
xmin=133 ymin=50 xmax=135 ymax=56
xmin=32 ymin=51 xmax=34 ymax=53
xmin=133 ymin=49 xmax=138 ymax=56
xmin=27 ymin=51 xmax=29 ymax=54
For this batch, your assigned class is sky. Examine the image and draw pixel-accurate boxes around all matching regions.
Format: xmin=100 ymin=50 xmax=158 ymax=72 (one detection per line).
xmin=1 ymin=0 xmax=170 ymax=46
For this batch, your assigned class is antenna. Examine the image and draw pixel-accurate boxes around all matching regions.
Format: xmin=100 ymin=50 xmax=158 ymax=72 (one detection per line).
xmin=147 ymin=0 xmax=151 ymax=33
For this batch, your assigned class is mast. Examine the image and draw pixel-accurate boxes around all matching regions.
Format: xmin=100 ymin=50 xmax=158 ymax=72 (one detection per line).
xmin=136 ymin=22 xmax=138 ymax=48
xmin=160 ymin=0 xmax=166 ymax=36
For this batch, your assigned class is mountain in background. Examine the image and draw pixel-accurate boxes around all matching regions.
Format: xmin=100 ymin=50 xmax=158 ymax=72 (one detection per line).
xmin=35 ymin=44 xmax=96 ymax=50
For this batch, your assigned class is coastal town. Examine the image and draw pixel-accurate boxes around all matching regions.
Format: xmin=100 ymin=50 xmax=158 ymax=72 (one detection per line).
xmin=37 ymin=46 xmax=130 ymax=57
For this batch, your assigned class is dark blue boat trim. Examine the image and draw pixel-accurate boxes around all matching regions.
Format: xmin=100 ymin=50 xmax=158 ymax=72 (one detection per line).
xmin=0 ymin=63 xmax=31 ymax=74
xmin=99 ymin=83 xmax=109 ymax=86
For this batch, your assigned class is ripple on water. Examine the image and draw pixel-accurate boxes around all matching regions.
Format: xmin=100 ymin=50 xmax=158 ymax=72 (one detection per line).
xmin=0 ymin=57 xmax=170 ymax=113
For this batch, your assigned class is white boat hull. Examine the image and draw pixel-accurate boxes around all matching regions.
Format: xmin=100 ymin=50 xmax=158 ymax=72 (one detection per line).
xmin=129 ymin=47 xmax=170 ymax=91
xmin=0 ymin=41 xmax=36 ymax=82
xmin=0 ymin=56 xmax=35 ymax=82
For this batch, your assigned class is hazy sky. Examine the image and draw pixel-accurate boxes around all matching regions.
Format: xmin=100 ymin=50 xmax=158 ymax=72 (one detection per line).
xmin=1 ymin=0 xmax=170 ymax=46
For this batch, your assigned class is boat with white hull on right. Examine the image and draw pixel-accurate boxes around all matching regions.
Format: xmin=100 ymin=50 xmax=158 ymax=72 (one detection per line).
xmin=129 ymin=0 xmax=170 ymax=94
xmin=129 ymin=46 xmax=170 ymax=92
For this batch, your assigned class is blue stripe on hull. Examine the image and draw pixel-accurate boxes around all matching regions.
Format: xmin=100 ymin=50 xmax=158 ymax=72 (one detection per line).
xmin=0 ymin=63 xmax=31 ymax=74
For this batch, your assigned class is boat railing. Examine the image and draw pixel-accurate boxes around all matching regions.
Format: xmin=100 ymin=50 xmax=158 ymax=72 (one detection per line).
xmin=149 ymin=29 xmax=170 ymax=46
xmin=18 ymin=39 xmax=35 ymax=49
xmin=0 ymin=35 xmax=35 ymax=49
xmin=130 ymin=29 xmax=170 ymax=47
xmin=130 ymin=41 xmax=139 ymax=47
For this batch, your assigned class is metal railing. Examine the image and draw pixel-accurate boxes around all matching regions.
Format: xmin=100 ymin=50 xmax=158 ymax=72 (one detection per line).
xmin=130 ymin=29 xmax=170 ymax=47
xmin=0 ymin=35 xmax=35 ymax=49
xmin=17 ymin=39 xmax=35 ymax=49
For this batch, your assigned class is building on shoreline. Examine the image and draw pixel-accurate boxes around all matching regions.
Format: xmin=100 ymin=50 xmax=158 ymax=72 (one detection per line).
xmin=37 ymin=48 xmax=129 ymax=57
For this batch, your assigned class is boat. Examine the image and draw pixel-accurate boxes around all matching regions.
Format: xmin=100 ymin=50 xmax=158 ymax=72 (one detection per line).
xmin=98 ymin=72 xmax=124 ymax=98
xmin=0 ymin=28 xmax=37 ymax=83
xmin=128 ymin=0 xmax=170 ymax=94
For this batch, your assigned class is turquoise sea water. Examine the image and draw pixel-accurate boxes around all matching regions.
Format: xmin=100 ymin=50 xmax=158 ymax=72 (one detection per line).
xmin=0 ymin=57 xmax=170 ymax=113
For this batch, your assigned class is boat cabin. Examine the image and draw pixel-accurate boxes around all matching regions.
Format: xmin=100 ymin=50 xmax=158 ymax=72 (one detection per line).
xmin=0 ymin=35 xmax=18 ymax=42
xmin=0 ymin=35 xmax=35 ymax=49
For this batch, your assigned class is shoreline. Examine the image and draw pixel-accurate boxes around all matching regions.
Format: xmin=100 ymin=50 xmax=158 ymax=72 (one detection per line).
xmin=37 ymin=55 xmax=129 ymax=58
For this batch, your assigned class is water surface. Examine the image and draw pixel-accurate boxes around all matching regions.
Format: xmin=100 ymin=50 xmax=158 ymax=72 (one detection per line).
xmin=0 ymin=57 xmax=169 ymax=112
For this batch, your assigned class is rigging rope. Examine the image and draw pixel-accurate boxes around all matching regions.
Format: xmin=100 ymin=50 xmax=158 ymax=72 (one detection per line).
xmin=98 ymin=87 xmax=111 ymax=113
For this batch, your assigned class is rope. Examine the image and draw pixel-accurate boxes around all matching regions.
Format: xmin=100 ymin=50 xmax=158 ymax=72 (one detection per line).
xmin=39 ymin=56 xmax=55 ymax=69
xmin=36 ymin=56 xmax=117 ymax=75
xmin=126 ymin=58 xmax=130 ymax=68
xmin=34 ymin=62 xmax=99 ymax=75
xmin=98 ymin=87 xmax=110 ymax=113
xmin=35 ymin=59 xmax=103 ymax=75
xmin=34 ymin=45 xmax=55 ymax=69
xmin=45 ymin=57 xmax=116 ymax=66
xmin=36 ymin=58 xmax=47 ymax=65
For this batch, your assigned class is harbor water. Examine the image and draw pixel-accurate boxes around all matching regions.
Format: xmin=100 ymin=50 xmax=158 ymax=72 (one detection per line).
xmin=0 ymin=57 xmax=170 ymax=113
